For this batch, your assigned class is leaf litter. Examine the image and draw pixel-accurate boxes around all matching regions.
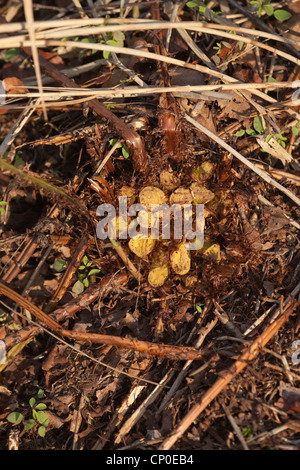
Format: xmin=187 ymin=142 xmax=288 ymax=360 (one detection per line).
xmin=0 ymin=0 xmax=300 ymax=451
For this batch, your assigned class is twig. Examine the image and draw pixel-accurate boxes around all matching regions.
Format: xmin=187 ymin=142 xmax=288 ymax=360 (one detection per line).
xmin=114 ymin=370 xmax=173 ymax=445
xmin=23 ymin=0 xmax=47 ymax=120
xmin=0 ymin=280 xmax=205 ymax=361
xmin=222 ymin=404 xmax=249 ymax=450
xmin=225 ymin=0 xmax=300 ymax=59
xmin=159 ymin=298 xmax=299 ymax=449
xmin=184 ymin=114 xmax=300 ymax=208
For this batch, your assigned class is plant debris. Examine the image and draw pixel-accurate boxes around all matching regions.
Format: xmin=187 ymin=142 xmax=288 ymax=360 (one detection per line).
xmin=0 ymin=0 xmax=300 ymax=452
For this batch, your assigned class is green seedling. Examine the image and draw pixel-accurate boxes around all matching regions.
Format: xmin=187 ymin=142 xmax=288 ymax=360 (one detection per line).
xmin=250 ymin=0 xmax=291 ymax=21
xmin=2 ymin=149 xmax=25 ymax=167
xmin=242 ymin=427 xmax=254 ymax=440
xmin=236 ymin=116 xmax=290 ymax=154
xmin=187 ymin=0 xmax=220 ymax=17
xmin=5 ymin=48 xmax=20 ymax=60
xmin=292 ymin=120 xmax=300 ymax=136
xmin=102 ymin=30 xmax=125 ymax=60
xmin=195 ymin=303 xmax=205 ymax=314
xmin=109 ymin=138 xmax=130 ymax=159
xmin=72 ymin=255 xmax=100 ymax=294
xmin=212 ymin=40 xmax=232 ymax=64
xmin=0 ymin=201 xmax=7 ymax=215
xmin=6 ymin=383 xmax=49 ymax=438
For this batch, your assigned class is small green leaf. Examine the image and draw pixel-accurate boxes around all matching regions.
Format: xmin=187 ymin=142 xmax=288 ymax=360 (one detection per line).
xmin=82 ymin=255 xmax=89 ymax=266
xmin=113 ymin=31 xmax=125 ymax=46
xmin=5 ymin=48 xmax=20 ymax=60
xmin=292 ymin=123 xmax=300 ymax=136
xmin=32 ymin=408 xmax=38 ymax=420
xmin=14 ymin=153 xmax=25 ymax=167
xmin=7 ymin=412 xmax=24 ymax=424
xmin=36 ymin=410 xmax=49 ymax=426
xmin=72 ymin=280 xmax=85 ymax=295
xmin=109 ymin=138 xmax=122 ymax=148
xmin=83 ymin=277 xmax=89 ymax=288
xmin=24 ymin=419 xmax=35 ymax=431
xmin=122 ymin=145 xmax=130 ymax=159
xmin=37 ymin=389 xmax=44 ymax=399
xmin=235 ymin=129 xmax=245 ymax=137
xmin=88 ymin=268 xmax=101 ymax=276
xmin=106 ymin=39 xmax=118 ymax=47
xmin=266 ymin=134 xmax=272 ymax=143
xmin=253 ymin=116 xmax=264 ymax=134
xmin=263 ymin=4 xmax=274 ymax=16
xmin=221 ymin=41 xmax=232 ymax=49
xmin=274 ymin=9 xmax=291 ymax=21
xmin=0 ymin=201 xmax=8 ymax=206
xmin=186 ymin=1 xmax=199 ymax=7
xmin=212 ymin=54 xmax=220 ymax=65
xmin=29 ymin=397 xmax=36 ymax=408
xmin=38 ymin=425 xmax=46 ymax=437
xmin=81 ymin=37 xmax=94 ymax=44
xmin=195 ymin=303 xmax=204 ymax=313
xmin=35 ymin=403 xmax=47 ymax=410
xmin=199 ymin=5 xmax=206 ymax=15
xmin=53 ymin=259 xmax=67 ymax=273
xmin=246 ymin=128 xmax=256 ymax=136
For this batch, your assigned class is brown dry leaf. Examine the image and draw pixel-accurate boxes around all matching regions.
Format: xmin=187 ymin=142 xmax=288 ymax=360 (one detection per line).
xmin=169 ymin=187 xmax=193 ymax=205
xmin=46 ymin=410 xmax=65 ymax=430
xmin=195 ymin=103 xmax=217 ymax=135
xmin=42 ymin=344 xmax=69 ymax=371
xmin=263 ymin=206 xmax=289 ymax=232
xmin=139 ymin=186 xmax=167 ymax=210
xmin=276 ymin=382 xmax=300 ymax=416
xmin=169 ymin=67 xmax=205 ymax=87
xmin=218 ymin=91 xmax=251 ymax=126
xmin=38 ymin=50 xmax=64 ymax=66
xmin=202 ymin=243 xmax=221 ymax=262
xmin=256 ymin=135 xmax=293 ymax=165
xmin=2 ymin=77 xmax=28 ymax=95
xmin=241 ymin=219 xmax=262 ymax=250
xmin=190 ymin=183 xmax=215 ymax=204
xmin=160 ymin=170 xmax=180 ymax=191
xmin=170 ymin=243 xmax=191 ymax=275
xmin=119 ymin=186 xmax=136 ymax=204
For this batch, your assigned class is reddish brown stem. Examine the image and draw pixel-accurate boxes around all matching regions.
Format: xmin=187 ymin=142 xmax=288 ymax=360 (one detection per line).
xmin=0 ymin=276 xmax=203 ymax=361
xmin=22 ymin=47 xmax=149 ymax=175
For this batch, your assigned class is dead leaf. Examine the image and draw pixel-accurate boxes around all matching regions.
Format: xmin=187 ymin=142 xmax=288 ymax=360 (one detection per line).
xmin=276 ymin=382 xmax=300 ymax=416
xmin=160 ymin=170 xmax=180 ymax=191
xmin=128 ymin=236 xmax=156 ymax=258
xmin=139 ymin=186 xmax=167 ymax=210
xmin=170 ymin=243 xmax=191 ymax=275
xmin=148 ymin=266 xmax=169 ymax=287
xmin=42 ymin=344 xmax=69 ymax=371
xmin=218 ymin=91 xmax=252 ymax=126
xmin=256 ymin=135 xmax=293 ymax=165
xmin=2 ymin=77 xmax=28 ymax=95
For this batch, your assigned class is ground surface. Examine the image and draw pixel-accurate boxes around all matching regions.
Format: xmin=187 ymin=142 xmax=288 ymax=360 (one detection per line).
xmin=0 ymin=0 xmax=300 ymax=451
